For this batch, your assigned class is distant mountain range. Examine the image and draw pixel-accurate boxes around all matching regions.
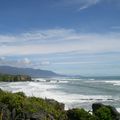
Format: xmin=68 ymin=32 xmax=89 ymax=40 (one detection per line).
xmin=0 ymin=66 xmax=119 ymax=79
xmin=0 ymin=66 xmax=62 ymax=78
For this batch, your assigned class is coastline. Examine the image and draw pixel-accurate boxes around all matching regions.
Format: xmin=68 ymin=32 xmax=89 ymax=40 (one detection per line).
xmin=0 ymin=89 xmax=120 ymax=120
xmin=1 ymin=78 xmax=120 ymax=111
xmin=1 ymin=76 xmax=120 ymax=119
xmin=1 ymin=78 xmax=120 ymax=110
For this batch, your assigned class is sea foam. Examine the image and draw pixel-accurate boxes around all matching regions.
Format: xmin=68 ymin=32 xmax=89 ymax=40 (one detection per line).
xmin=0 ymin=81 xmax=114 ymax=110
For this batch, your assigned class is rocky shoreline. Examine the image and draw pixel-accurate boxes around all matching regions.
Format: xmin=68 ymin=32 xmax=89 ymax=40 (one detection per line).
xmin=0 ymin=74 xmax=120 ymax=119
xmin=0 ymin=89 xmax=120 ymax=120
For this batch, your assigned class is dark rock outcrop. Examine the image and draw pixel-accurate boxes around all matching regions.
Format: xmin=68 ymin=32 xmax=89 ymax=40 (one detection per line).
xmin=30 ymin=110 xmax=55 ymax=120
xmin=0 ymin=103 xmax=11 ymax=120
xmin=92 ymin=103 xmax=103 ymax=113
xmin=0 ymin=105 xmax=56 ymax=120
xmin=45 ymin=99 xmax=65 ymax=111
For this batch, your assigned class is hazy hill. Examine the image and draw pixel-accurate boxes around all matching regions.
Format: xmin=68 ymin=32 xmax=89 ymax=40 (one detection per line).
xmin=0 ymin=66 xmax=60 ymax=78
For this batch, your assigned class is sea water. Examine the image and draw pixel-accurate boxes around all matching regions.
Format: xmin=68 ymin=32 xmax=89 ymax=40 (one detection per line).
xmin=0 ymin=77 xmax=120 ymax=111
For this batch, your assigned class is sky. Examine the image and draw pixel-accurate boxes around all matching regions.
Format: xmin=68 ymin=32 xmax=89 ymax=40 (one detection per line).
xmin=0 ymin=0 xmax=120 ymax=76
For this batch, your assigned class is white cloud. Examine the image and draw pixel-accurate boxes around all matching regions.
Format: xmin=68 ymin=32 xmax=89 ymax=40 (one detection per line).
xmin=57 ymin=0 xmax=100 ymax=10
xmin=0 ymin=35 xmax=16 ymax=43
xmin=78 ymin=0 xmax=100 ymax=10
xmin=79 ymin=5 xmax=89 ymax=10
xmin=17 ymin=58 xmax=31 ymax=65
xmin=0 ymin=57 xmax=32 ymax=68
xmin=0 ymin=28 xmax=75 ymax=45
xmin=0 ymin=28 xmax=120 ymax=57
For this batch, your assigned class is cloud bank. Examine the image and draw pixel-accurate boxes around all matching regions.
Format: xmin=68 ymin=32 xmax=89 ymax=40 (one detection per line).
xmin=0 ymin=28 xmax=120 ymax=75
xmin=0 ymin=28 xmax=120 ymax=57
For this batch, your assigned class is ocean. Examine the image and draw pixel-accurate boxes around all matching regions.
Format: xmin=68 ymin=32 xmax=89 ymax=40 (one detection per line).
xmin=0 ymin=77 xmax=120 ymax=111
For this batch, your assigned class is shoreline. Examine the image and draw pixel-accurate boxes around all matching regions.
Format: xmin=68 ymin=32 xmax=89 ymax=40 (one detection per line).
xmin=0 ymin=80 xmax=120 ymax=112
xmin=0 ymin=89 xmax=120 ymax=120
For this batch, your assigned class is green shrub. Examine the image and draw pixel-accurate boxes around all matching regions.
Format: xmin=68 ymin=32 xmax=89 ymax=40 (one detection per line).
xmin=67 ymin=108 xmax=96 ymax=120
xmin=14 ymin=92 xmax=26 ymax=98
xmin=0 ymin=92 xmax=24 ymax=113
xmin=0 ymin=89 xmax=116 ymax=120
xmin=95 ymin=106 xmax=112 ymax=120
xmin=0 ymin=90 xmax=67 ymax=119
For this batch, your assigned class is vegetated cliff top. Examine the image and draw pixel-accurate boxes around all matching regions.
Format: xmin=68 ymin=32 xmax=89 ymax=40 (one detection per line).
xmin=0 ymin=73 xmax=31 ymax=82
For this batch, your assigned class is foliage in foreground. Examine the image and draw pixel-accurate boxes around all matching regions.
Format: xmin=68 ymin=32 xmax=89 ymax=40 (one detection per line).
xmin=0 ymin=89 xmax=119 ymax=120
xmin=0 ymin=89 xmax=66 ymax=120
xmin=94 ymin=106 xmax=112 ymax=120
xmin=67 ymin=108 xmax=96 ymax=120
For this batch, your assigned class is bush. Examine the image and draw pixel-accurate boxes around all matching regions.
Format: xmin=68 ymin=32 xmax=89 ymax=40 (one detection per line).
xmin=0 ymin=90 xmax=67 ymax=119
xmin=14 ymin=92 xmax=26 ymax=98
xmin=0 ymin=90 xmax=118 ymax=120
xmin=67 ymin=108 xmax=96 ymax=120
xmin=95 ymin=106 xmax=112 ymax=120
xmin=0 ymin=92 xmax=24 ymax=113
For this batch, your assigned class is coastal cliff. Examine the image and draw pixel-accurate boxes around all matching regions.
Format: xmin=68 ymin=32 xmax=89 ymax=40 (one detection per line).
xmin=0 ymin=74 xmax=31 ymax=82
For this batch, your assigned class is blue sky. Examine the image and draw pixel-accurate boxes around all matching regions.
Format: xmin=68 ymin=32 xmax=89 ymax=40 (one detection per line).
xmin=0 ymin=0 xmax=120 ymax=76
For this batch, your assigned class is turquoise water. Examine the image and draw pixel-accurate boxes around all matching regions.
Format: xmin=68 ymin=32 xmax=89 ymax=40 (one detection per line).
xmin=0 ymin=77 xmax=120 ymax=111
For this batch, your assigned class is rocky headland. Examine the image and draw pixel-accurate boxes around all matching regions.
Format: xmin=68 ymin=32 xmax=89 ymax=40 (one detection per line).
xmin=0 ymin=74 xmax=31 ymax=82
